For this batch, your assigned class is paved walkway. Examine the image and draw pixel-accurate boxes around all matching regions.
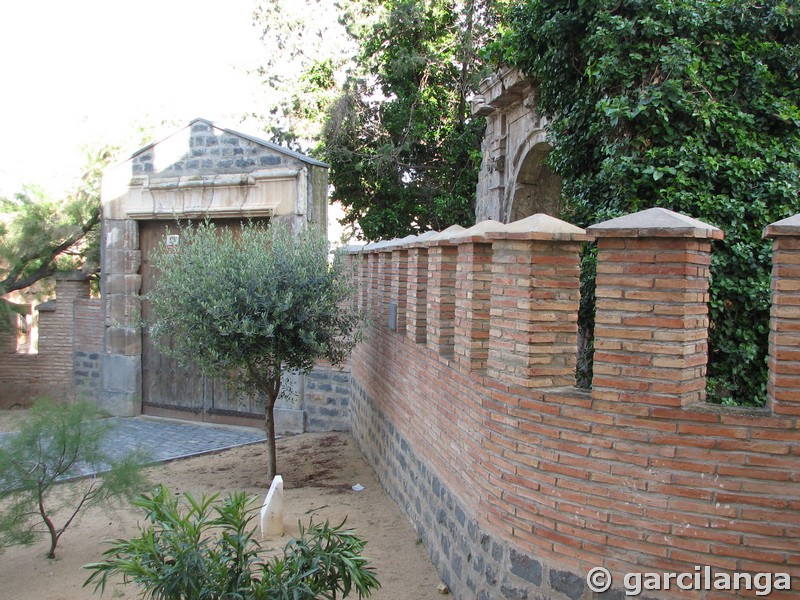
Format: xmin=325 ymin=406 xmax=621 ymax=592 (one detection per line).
xmin=103 ymin=416 xmax=267 ymax=462
xmin=0 ymin=416 xmax=267 ymax=476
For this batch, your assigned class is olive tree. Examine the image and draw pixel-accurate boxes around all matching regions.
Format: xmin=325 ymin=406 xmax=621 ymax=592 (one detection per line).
xmin=145 ymin=221 xmax=362 ymax=479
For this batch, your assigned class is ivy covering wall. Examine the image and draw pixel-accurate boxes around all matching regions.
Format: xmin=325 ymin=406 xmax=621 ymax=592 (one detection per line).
xmin=492 ymin=0 xmax=800 ymax=404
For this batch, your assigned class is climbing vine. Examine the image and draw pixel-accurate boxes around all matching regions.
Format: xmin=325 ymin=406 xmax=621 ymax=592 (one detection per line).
xmin=492 ymin=0 xmax=800 ymax=404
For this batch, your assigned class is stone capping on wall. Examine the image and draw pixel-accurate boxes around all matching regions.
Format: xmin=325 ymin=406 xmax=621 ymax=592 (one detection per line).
xmin=587 ymin=206 xmax=725 ymax=239
xmin=449 ymin=218 xmax=505 ymax=243
xmin=764 ymin=213 xmax=800 ymax=237
xmin=347 ymin=207 xmax=800 ymax=413
xmin=484 ymin=212 xmax=589 ymax=242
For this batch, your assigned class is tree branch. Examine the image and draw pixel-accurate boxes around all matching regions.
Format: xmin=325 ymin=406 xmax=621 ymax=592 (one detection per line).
xmin=1 ymin=205 xmax=100 ymax=294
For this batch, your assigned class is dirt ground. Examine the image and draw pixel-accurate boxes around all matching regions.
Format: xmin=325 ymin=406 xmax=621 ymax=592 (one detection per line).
xmin=0 ymin=411 xmax=444 ymax=599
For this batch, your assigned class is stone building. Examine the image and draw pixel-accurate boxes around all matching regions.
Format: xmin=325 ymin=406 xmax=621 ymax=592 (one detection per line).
xmin=472 ymin=68 xmax=562 ymax=223
xmin=99 ymin=118 xmax=334 ymax=429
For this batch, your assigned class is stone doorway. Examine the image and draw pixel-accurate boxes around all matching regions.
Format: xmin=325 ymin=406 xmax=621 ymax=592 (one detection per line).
xmin=99 ymin=118 xmax=328 ymax=431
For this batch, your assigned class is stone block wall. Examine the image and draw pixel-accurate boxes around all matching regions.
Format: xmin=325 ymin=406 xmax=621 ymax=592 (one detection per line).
xmin=132 ymin=119 xmax=294 ymax=176
xmin=347 ymin=208 xmax=800 ymax=599
xmin=74 ymin=295 xmax=104 ymax=400
xmin=304 ymin=360 xmax=352 ymax=432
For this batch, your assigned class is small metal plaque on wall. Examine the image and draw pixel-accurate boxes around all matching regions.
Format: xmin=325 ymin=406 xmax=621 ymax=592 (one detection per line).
xmin=388 ymin=301 xmax=398 ymax=331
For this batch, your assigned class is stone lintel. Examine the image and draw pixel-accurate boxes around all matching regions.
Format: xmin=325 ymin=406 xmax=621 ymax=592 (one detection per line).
xmin=764 ymin=214 xmax=800 ymax=238
xmin=588 ymin=207 xmax=723 ymax=240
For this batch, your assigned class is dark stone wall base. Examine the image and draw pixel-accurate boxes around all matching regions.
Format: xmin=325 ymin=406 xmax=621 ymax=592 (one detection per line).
xmin=349 ymin=379 xmax=622 ymax=600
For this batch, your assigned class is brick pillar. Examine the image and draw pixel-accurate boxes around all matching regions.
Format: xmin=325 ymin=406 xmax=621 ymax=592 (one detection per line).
xmin=764 ymin=215 xmax=800 ymax=416
xmin=344 ymin=249 xmax=362 ymax=311
xmin=367 ymin=250 xmax=380 ymax=321
xmin=426 ymin=227 xmax=464 ymax=356
xmin=486 ymin=215 xmax=587 ymax=388
xmin=377 ymin=247 xmax=392 ymax=326
xmin=358 ymin=249 xmax=369 ymax=312
xmin=406 ymin=245 xmax=430 ymax=344
xmin=55 ymin=274 xmax=91 ymax=301
xmin=344 ymin=248 xmax=364 ymax=312
xmin=391 ymin=247 xmax=409 ymax=333
xmin=427 ymin=243 xmax=458 ymax=355
xmin=588 ymin=208 xmax=722 ymax=407
xmin=453 ymin=220 xmax=504 ymax=372
xmin=38 ymin=272 xmax=90 ymax=398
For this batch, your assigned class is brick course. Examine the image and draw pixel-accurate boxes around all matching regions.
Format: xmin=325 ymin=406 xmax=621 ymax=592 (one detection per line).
xmin=348 ymin=209 xmax=800 ymax=599
xmin=0 ymin=275 xmax=102 ymax=408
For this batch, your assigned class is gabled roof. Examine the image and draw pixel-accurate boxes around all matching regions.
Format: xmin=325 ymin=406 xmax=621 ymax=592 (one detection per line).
xmin=129 ymin=117 xmax=328 ymax=168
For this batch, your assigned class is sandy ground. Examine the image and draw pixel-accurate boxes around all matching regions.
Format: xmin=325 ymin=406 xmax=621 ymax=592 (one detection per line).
xmin=0 ymin=412 xmax=444 ymax=599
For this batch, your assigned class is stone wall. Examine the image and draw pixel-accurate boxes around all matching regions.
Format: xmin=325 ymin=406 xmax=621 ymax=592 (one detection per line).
xmin=0 ymin=270 xmax=352 ymax=428
xmin=346 ymin=208 xmax=800 ymax=599
xmin=131 ymin=120 xmax=288 ymax=175
xmin=304 ymin=360 xmax=352 ymax=432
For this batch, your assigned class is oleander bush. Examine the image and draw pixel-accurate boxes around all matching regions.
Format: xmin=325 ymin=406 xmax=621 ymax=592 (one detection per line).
xmin=84 ymin=485 xmax=380 ymax=600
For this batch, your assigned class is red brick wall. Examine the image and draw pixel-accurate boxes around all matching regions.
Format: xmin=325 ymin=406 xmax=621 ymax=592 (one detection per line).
xmin=349 ymin=214 xmax=800 ymax=598
xmin=0 ymin=276 xmax=102 ymax=408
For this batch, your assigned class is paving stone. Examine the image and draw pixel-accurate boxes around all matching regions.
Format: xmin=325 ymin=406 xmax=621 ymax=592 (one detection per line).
xmin=0 ymin=416 xmax=266 ymax=478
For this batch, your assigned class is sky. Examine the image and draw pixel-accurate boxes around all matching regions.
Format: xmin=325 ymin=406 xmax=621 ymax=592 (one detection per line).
xmin=0 ymin=0 xmax=267 ymax=198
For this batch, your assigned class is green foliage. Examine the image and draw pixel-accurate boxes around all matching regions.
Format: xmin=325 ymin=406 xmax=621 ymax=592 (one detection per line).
xmin=145 ymin=221 xmax=363 ymax=477
xmin=251 ymin=0 xmax=358 ymax=151
xmin=0 ymin=399 xmax=148 ymax=559
xmin=257 ymin=519 xmax=379 ymax=600
xmin=0 ymin=146 xmax=113 ymax=294
xmin=322 ymin=0 xmax=506 ymax=241
xmin=84 ymin=485 xmax=380 ymax=599
xmin=492 ymin=0 xmax=800 ymax=404
xmin=84 ymin=486 xmax=260 ymax=599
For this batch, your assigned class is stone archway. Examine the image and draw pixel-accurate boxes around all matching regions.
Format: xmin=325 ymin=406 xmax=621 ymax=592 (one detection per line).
xmin=510 ymin=141 xmax=562 ymax=222
xmin=472 ymin=68 xmax=562 ymax=223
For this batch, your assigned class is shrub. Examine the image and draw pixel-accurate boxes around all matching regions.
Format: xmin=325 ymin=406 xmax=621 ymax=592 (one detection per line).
xmin=0 ymin=399 xmax=148 ymax=558
xmin=84 ymin=484 xmax=380 ymax=599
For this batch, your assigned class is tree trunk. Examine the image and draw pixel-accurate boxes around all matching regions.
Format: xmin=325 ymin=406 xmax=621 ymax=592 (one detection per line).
xmin=264 ymin=395 xmax=278 ymax=481
xmin=248 ymin=364 xmax=282 ymax=481
xmin=38 ymin=491 xmax=59 ymax=559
